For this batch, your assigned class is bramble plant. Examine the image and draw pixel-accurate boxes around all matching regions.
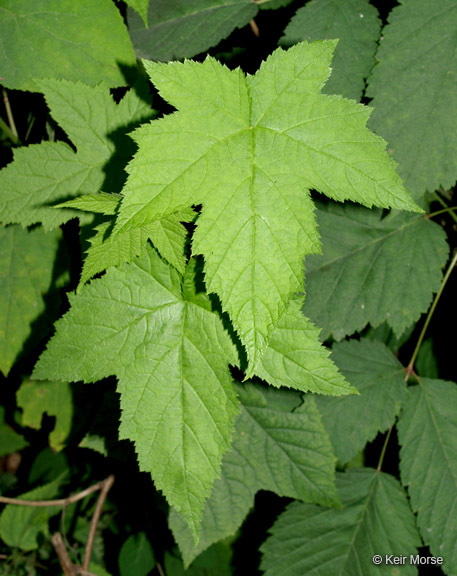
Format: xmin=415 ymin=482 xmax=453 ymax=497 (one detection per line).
xmin=0 ymin=0 xmax=456 ymax=575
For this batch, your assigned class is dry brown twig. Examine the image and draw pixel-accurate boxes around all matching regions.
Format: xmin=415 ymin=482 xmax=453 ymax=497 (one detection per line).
xmin=0 ymin=475 xmax=115 ymax=574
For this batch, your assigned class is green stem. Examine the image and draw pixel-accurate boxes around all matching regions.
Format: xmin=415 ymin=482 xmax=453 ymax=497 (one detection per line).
xmin=431 ymin=192 xmax=457 ymax=224
xmin=2 ymin=88 xmax=20 ymax=144
xmin=405 ymin=250 xmax=457 ymax=379
xmin=0 ymin=115 xmax=19 ymax=145
xmin=377 ymin=425 xmax=393 ymax=472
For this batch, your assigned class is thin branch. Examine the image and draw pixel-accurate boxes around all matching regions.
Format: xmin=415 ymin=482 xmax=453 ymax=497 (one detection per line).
xmin=0 ymin=115 xmax=19 ymax=145
xmin=432 ymin=191 xmax=457 ymax=225
xmin=51 ymin=533 xmax=77 ymax=576
xmin=427 ymin=204 xmax=457 ymax=222
xmin=82 ymin=475 xmax=114 ymax=571
xmin=249 ymin=19 xmax=260 ymax=37
xmin=0 ymin=477 xmax=110 ymax=508
xmin=405 ymin=250 xmax=457 ymax=380
xmin=157 ymin=562 xmax=166 ymax=576
xmin=376 ymin=425 xmax=393 ymax=473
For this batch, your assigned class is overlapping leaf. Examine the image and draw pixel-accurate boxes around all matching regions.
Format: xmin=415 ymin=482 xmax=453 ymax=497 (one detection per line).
xmin=315 ymin=339 xmax=407 ymax=464
xmin=169 ymin=383 xmax=338 ymax=565
xmin=61 ymin=193 xmax=194 ymax=284
xmin=281 ymin=0 xmax=381 ymax=100
xmin=33 ymin=250 xmax=239 ymax=538
xmin=253 ymin=296 xmax=354 ymax=395
xmin=127 ymin=0 xmax=257 ymax=62
xmin=261 ymin=468 xmax=421 ymax=576
xmin=115 ymin=41 xmax=420 ymax=371
xmin=0 ymin=225 xmax=63 ymax=376
xmin=0 ymin=81 xmax=153 ymax=230
xmin=0 ymin=0 xmax=136 ymax=91
xmin=397 ymin=378 xmax=457 ymax=573
xmin=17 ymin=379 xmax=73 ymax=452
xmin=367 ymin=0 xmax=457 ymax=200
xmin=303 ymin=203 xmax=448 ymax=340
xmin=0 ymin=406 xmax=28 ymax=457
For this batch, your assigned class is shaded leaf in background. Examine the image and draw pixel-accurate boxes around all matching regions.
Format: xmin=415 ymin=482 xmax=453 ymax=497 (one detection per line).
xmin=253 ymin=296 xmax=354 ymax=395
xmin=261 ymin=468 xmax=421 ymax=576
xmin=397 ymin=378 xmax=457 ymax=573
xmin=0 ymin=0 xmax=136 ymax=91
xmin=303 ymin=203 xmax=448 ymax=340
xmin=125 ymin=0 xmax=149 ymax=26
xmin=17 ymin=379 xmax=73 ymax=452
xmin=258 ymin=0 xmax=296 ymax=10
xmin=33 ymin=251 xmax=239 ymax=539
xmin=315 ymin=339 xmax=407 ymax=464
xmin=170 ymin=383 xmax=338 ymax=565
xmin=367 ymin=0 xmax=457 ymax=200
xmin=0 ymin=81 xmax=153 ymax=230
xmin=0 ymin=406 xmax=28 ymax=457
xmin=165 ymin=542 xmax=232 ymax=576
xmin=415 ymin=339 xmax=438 ymax=379
xmin=281 ymin=0 xmax=380 ymax=100
xmin=0 ymin=225 xmax=63 ymax=376
xmin=0 ymin=477 xmax=62 ymax=551
xmin=127 ymin=0 xmax=257 ymax=62
xmin=119 ymin=532 xmax=155 ymax=576
xmin=116 ymin=41 xmax=420 ymax=372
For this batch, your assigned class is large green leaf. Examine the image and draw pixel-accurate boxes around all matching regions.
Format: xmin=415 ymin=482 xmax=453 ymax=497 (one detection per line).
xmin=115 ymin=41 xmax=420 ymax=371
xmin=367 ymin=0 xmax=457 ymax=200
xmin=261 ymin=468 xmax=421 ymax=576
xmin=0 ymin=81 xmax=153 ymax=230
xmin=17 ymin=379 xmax=73 ymax=452
xmin=169 ymin=383 xmax=338 ymax=565
xmin=0 ymin=225 xmax=63 ymax=376
xmin=303 ymin=203 xmax=448 ymax=340
xmin=397 ymin=378 xmax=457 ymax=573
xmin=316 ymin=339 xmax=407 ymax=464
xmin=254 ymin=296 xmax=354 ymax=395
xmin=281 ymin=0 xmax=381 ymax=100
xmin=0 ymin=0 xmax=136 ymax=91
xmin=0 ymin=477 xmax=62 ymax=551
xmin=33 ymin=251 xmax=239 ymax=538
xmin=127 ymin=0 xmax=257 ymax=62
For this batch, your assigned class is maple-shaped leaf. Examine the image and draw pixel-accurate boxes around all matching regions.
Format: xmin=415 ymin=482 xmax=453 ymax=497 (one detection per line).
xmin=303 ymin=202 xmax=448 ymax=340
xmin=33 ymin=250 xmax=239 ymax=538
xmin=61 ymin=193 xmax=194 ymax=284
xmin=115 ymin=41 xmax=421 ymax=373
xmin=316 ymin=339 xmax=407 ymax=464
xmin=253 ymin=296 xmax=354 ymax=396
xmin=397 ymin=378 xmax=457 ymax=571
xmin=169 ymin=383 xmax=338 ymax=566
xmin=0 ymin=80 xmax=153 ymax=230
xmin=261 ymin=468 xmax=421 ymax=576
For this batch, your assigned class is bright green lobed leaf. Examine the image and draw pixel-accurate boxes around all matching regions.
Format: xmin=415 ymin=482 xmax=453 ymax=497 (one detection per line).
xmin=397 ymin=378 xmax=457 ymax=572
xmin=315 ymin=339 xmax=407 ymax=464
xmin=281 ymin=0 xmax=381 ymax=100
xmin=0 ymin=406 xmax=28 ymax=457
xmin=367 ymin=0 xmax=457 ymax=200
xmin=0 ymin=477 xmax=62 ymax=551
xmin=0 ymin=81 xmax=153 ymax=230
xmin=33 ymin=250 xmax=239 ymax=538
xmin=303 ymin=203 xmax=448 ymax=341
xmin=125 ymin=0 xmax=149 ymax=26
xmin=17 ymin=379 xmax=73 ymax=452
xmin=0 ymin=0 xmax=136 ymax=91
xmin=0 ymin=225 xmax=63 ymax=376
xmin=254 ymin=296 xmax=354 ymax=395
xmin=261 ymin=468 xmax=421 ymax=576
xmin=115 ymin=41 xmax=420 ymax=372
xmin=118 ymin=533 xmax=155 ymax=576
xmin=127 ymin=0 xmax=257 ymax=62
xmin=170 ymin=383 xmax=338 ymax=565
